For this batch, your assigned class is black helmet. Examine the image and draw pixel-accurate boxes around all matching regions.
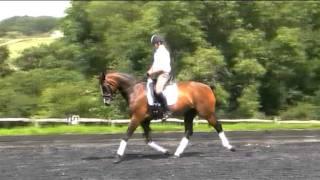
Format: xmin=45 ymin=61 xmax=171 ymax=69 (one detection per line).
xmin=150 ymin=34 xmax=164 ymax=45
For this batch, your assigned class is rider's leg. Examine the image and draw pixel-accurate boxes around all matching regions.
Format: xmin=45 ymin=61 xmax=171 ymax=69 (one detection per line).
xmin=155 ymin=73 xmax=170 ymax=95
xmin=155 ymin=73 xmax=171 ymax=118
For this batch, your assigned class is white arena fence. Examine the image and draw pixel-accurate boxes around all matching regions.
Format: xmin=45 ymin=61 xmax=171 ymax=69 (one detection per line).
xmin=0 ymin=117 xmax=320 ymax=126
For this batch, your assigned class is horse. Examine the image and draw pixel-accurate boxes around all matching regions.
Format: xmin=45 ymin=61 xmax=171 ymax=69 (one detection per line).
xmin=99 ymin=71 xmax=235 ymax=163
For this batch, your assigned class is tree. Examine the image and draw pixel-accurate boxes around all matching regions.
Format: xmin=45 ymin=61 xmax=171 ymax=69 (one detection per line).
xmin=0 ymin=16 xmax=59 ymax=36
xmin=178 ymin=47 xmax=230 ymax=110
xmin=0 ymin=46 xmax=11 ymax=77
xmin=235 ymin=84 xmax=262 ymax=118
xmin=0 ymin=46 xmax=9 ymax=62
xmin=2 ymin=1 xmax=320 ymax=119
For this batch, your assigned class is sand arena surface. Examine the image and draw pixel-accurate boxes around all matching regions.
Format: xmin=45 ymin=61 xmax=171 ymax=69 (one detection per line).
xmin=0 ymin=130 xmax=320 ymax=180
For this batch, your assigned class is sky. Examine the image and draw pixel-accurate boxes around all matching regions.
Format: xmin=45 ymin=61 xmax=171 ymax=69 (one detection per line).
xmin=0 ymin=1 xmax=71 ymax=21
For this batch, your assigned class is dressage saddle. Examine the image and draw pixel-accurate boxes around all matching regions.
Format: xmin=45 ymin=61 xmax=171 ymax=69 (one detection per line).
xmin=147 ymin=79 xmax=172 ymax=120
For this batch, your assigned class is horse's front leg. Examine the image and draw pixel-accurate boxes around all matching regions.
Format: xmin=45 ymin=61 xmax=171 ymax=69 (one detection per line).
xmin=141 ymin=119 xmax=169 ymax=155
xmin=114 ymin=118 xmax=140 ymax=163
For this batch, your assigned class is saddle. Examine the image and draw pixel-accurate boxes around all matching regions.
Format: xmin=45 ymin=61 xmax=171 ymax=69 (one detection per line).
xmin=146 ymin=72 xmax=178 ymax=119
xmin=147 ymin=79 xmax=166 ymax=119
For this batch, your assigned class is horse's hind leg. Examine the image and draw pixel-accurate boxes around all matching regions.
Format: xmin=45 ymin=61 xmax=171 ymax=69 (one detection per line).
xmin=184 ymin=109 xmax=196 ymax=139
xmin=207 ymin=113 xmax=235 ymax=151
xmin=174 ymin=109 xmax=196 ymax=157
xmin=141 ymin=119 xmax=169 ymax=155
xmin=141 ymin=119 xmax=152 ymax=143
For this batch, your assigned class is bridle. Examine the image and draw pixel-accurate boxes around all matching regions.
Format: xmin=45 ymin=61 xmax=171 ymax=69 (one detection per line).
xmin=101 ymin=81 xmax=115 ymax=101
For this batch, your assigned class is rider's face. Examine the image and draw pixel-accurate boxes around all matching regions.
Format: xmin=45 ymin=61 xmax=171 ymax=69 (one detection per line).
xmin=154 ymin=43 xmax=160 ymax=49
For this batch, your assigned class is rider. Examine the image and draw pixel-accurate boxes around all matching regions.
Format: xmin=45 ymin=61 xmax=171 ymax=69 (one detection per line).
xmin=147 ymin=34 xmax=172 ymax=119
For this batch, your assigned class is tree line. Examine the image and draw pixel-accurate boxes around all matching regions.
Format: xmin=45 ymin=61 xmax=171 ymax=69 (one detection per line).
xmin=0 ymin=16 xmax=59 ymax=37
xmin=1 ymin=1 xmax=320 ymax=120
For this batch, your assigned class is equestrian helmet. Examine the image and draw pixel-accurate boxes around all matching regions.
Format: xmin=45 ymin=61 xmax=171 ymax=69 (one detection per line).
xmin=150 ymin=34 xmax=164 ymax=45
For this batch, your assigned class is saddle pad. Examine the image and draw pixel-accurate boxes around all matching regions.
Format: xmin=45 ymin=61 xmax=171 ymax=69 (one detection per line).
xmin=163 ymin=83 xmax=179 ymax=105
xmin=146 ymin=80 xmax=178 ymax=106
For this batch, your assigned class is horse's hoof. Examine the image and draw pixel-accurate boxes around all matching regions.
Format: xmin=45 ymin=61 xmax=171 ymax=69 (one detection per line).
xmin=172 ymin=154 xmax=181 ymax=159
xmin=163 ymin=150 xmax=171 ymax=156
xmin=230 ymin=147 xmax=236 ymax=152
xmin=113 ymin=155 xmax=123 ymax=164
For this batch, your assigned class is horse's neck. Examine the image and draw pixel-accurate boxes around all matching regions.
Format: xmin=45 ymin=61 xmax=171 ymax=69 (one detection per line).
xmin=114 ymin=74 xmax=137 ymax=102
xmin=118 ymin=84 xmax=133 ymax=103
xmin=118 ymin=80 xmax=133 ymax=93
xmin=121 ymin=82 xmax=145 ymax=104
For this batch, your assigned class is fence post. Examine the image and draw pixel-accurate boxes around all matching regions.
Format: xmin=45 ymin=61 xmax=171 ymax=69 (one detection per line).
xmin=273 ymin=116 xmax=280 ymax=124
xmin=33 ymin=119 xmax=39 ymax=127
xmin=70 ymin=115 xmax=79 ymax=125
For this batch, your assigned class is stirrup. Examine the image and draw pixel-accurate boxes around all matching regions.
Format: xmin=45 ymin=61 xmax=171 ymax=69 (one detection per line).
xmin=162 ymin=111 xmax=172 ymax=121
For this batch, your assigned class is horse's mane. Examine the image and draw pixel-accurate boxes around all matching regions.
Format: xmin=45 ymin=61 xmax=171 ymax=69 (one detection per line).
xmin=116 ymin=72 xmax=138 ymax=83
xmin=100 ymin=70 xmax=143 ymax=86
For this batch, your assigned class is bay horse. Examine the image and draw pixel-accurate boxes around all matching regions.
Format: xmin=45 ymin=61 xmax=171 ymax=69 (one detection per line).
xmin=99 ymin=71 xmax=235 ymax=163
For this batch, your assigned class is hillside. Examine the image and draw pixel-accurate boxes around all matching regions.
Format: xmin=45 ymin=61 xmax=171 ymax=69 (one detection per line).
xmin=0 ymin=35 xmax=58 ymax=59
xmin=0 ymin=16 xmax=62 ymax=59
xmin=0 ymin=16 xmax=59 ymax=36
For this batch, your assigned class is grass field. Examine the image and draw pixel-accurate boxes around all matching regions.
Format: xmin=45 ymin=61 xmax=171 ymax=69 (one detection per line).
xmin=0 ymin=36 xmax=55 ymax=59
xmin=1 ymin=122 xmax=320 ymax=136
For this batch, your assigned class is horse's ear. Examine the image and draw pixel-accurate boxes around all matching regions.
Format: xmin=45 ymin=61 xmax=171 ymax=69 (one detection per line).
xmin=99 ymin=71 xmax=106 ymax=83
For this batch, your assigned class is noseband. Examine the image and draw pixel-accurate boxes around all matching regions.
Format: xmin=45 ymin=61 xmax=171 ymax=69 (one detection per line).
xmin=102 ymin=83 xmax=114 ymax=100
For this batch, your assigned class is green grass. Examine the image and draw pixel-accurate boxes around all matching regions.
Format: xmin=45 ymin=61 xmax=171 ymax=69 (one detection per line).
xmin=222 ymin=122 xmax=320 ymax=131
xmin=0 ymin=33 xmax=57 ymax=59
xmin=1 ymin=122 xmax=320 ymax=136
xmin=0 ymin=34 xmax=56 ymax=70
xmin=3 ymin=37 xmax=55 ymax=58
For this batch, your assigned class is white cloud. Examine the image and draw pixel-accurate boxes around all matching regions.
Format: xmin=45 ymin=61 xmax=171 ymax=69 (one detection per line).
xmin=0 ymin=1 xmax=71 ymax=21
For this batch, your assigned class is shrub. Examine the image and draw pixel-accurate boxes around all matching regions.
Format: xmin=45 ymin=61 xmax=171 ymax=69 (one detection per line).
xmin=280 ymin=102 xmax=318 ymax=120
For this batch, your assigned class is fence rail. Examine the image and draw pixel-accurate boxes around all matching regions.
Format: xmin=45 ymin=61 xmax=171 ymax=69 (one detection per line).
xmin=1 ymin=117 xmax=320 ymax=125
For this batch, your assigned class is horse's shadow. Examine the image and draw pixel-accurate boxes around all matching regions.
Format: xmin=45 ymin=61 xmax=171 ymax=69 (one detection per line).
xmin=82 ymin=156 xmax=114 ymax=161
xmin=82 ymin=152 xmax=202 ymax=162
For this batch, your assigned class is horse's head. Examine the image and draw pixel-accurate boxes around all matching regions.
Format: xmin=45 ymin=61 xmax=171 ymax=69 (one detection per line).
xmin=99 ymin=71 xmax=114 ymax=106
xmin=99 ymin=71 xmax=137 ymax=106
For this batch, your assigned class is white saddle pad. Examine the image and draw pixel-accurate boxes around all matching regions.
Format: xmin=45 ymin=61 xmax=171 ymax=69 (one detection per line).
xmin=146 ymin=79 xmax=178 ymax=106
xmin=162 ymin=83 xmax=178 ymax=105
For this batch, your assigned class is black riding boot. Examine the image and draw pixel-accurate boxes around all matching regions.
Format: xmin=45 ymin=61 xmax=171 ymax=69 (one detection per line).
xmin=157 ymin=93 xmax=172 ymax=120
